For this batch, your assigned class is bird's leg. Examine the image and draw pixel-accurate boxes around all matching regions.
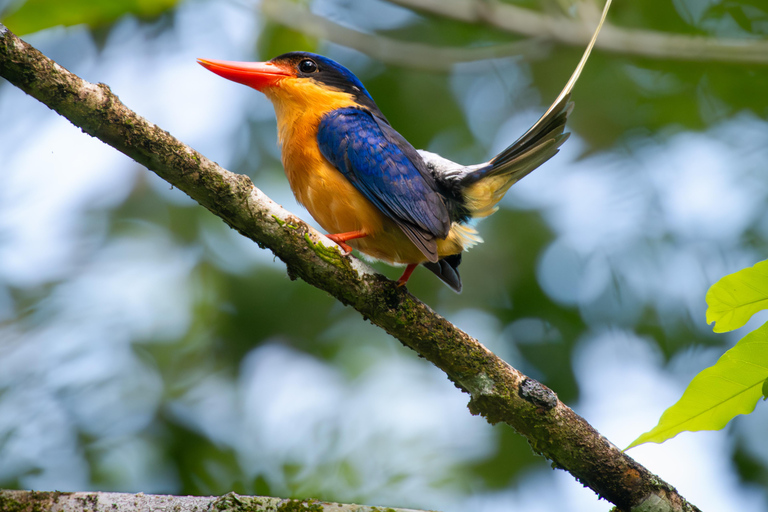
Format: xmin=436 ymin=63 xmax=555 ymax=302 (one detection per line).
xmin=396 ymin=263 xmax=418 ymax=288
xmin=326 ymin=230 xmax=367 ymax=256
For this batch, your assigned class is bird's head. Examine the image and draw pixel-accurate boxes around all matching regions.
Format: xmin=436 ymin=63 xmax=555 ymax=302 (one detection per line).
xmin=198 ymin=52 xmax=379 ymax=114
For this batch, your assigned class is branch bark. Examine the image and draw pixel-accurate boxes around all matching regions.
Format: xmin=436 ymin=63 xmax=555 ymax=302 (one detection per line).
xmin=0 ymin=24 xmax=700 ymax=512
xmin=382 ymin=0 xmax=768 ymax=65
xmin=0 ymin=490 xmax=427 ymax=512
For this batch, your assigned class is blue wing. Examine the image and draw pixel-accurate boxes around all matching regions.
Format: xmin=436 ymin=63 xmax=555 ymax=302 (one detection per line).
xmin=317 ymin=107 xmax=450 ymax=262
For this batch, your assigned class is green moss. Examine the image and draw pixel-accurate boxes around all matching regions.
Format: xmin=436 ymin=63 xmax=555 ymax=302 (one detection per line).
xmin=272 ymin=215 xmax=302 ymax=233
xmin=212 ymin=493 xmax=281 ymax=512
xmin=303 ymin=233 xmax=345 ymax=269
xmin=0 ymin=491 xmax=68 ymax=512
xmin=275 ymin=499 xmax=324 ymax=512
xmin=212 ymin=493 xmax=246 ymax=511
xmin=0 ymin=494 xmax=26 ymax=512
xmin=211 ymin=494 xmax=326 ymax=512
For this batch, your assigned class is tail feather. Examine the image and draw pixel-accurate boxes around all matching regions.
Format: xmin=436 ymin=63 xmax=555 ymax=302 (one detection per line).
xmin=485 ymin=99 xmax=573 ymax=174
xmin=458 ymin=97 xmax=572 ymax=217
xmin=430 ymin=0 xmax=611 ymax=221
xmin=423 ymin=253 xmax=463 ymax=292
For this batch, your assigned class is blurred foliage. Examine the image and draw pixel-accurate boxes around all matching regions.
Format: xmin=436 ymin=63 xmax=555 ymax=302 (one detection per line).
xmin=257 ymin=22 xmax=318 ymax=59
xmin=2 ymin=0 xmax=768 ymax=510
xmin=0 ymin=0 xmax=180 ymax=34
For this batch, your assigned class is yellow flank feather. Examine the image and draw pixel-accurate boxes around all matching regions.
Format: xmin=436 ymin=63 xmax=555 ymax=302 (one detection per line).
xmin=450 ymin=223 xmax=483 ymax=249
xmin=262 ymin=76 xmax=471 ymax=265
xmin=462 ymin=176 xmax=510 ymax=218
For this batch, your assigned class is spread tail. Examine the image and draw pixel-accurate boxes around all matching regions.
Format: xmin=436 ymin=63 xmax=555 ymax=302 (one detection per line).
xmin=450 ymin=0 xmax=611 ymax=219
xmin=460 ymin=99 xmax=572 ymax=218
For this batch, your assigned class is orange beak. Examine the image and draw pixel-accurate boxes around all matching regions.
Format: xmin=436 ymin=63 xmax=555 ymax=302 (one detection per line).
xmin=197 ymin=58 xmax=292 ymax=91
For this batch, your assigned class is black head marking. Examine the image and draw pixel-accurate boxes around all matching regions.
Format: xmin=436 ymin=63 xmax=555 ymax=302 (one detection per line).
xmin=270 ymin=52 xmax=382 ymax=115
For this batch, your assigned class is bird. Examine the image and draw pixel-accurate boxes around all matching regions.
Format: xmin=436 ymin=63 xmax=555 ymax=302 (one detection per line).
xmin=198 ymin=1 xmax=610 ymax=292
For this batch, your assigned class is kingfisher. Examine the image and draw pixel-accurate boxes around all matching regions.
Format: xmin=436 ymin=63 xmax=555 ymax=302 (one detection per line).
xmin=198 ymin=2 xmax=610 ymax=292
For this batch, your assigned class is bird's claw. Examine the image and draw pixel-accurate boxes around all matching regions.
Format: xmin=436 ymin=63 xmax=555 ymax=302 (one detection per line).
xmin=326 ymin=233 xmax=360 ymax=256
xmin=326 ymin=238 xmax=352 ymax=256
xmin=336 ymin=244 xmax=353 ymax=257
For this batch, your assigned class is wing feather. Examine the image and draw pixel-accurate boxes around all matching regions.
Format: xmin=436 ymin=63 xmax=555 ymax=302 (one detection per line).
xmin=317 ymin=107 xmax=450 ymax=262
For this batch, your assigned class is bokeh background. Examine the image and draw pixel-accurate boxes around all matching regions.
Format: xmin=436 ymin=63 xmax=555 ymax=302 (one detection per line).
xmin=2 ymin=0 xmax=768 ymax=510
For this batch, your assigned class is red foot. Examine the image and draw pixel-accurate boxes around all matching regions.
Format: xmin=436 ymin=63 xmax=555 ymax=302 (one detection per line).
xmin=327 ymin=230 xmax=367 ymax=256
xmin=396 ymin=263 xmax=418 ymax=288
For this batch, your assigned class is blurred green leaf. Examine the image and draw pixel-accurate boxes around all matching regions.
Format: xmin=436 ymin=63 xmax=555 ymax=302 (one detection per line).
xmin=706 ymin=259 xmax=768 ymax=333
xmin=258 ymin=21 xmax=318 ymax=60
xmin=732 ymin=441 xmax=767 ymax=484
xmin=2 ymin=0 xmax=181 ymax=34
xmin=627 ymin=321 xmax=768 ymax=450
xmin=164 ymin=419 xmax=248 ymax=496
xmin=468 ymin=425 xmax=539 ymax=489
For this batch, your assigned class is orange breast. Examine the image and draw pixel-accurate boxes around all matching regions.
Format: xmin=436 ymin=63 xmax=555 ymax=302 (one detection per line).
xmin=280 ymin=117 xmax=426 ymax=264
xmin=282 ymin=136 xmax=469 ymax=265
xmin=264 ymin=78 xmax=468 ymax=264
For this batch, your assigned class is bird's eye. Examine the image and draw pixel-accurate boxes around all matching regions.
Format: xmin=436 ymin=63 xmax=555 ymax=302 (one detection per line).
xmin=298 ymin=59 xmax=318 ymax=73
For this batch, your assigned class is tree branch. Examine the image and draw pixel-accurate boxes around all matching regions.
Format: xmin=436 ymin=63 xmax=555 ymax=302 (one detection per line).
xmin=259 ymin=0 xmax=548 ymax=71
xmin=0 ymin=490 xmax=428 ymax=512
xmin=0 ymin=24 xmax=700 ymax=512
xmin=386 ymin=0 xmax=768 ymax=64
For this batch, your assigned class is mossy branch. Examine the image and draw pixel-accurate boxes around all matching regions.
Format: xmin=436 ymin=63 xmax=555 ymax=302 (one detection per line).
xmin=0 ymin=24 xmax=699 ymax=512
xmin=260 ymin=0 xmax=768 ymax=70
xmin=0 ymin=490 xmax=427 ymax=512
xmin=385 ymin=0 xmax=768 ymax=65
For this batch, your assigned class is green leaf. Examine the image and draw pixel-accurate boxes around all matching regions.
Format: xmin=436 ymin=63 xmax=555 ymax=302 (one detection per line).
xmin=2 ymin=0 xmax=180 ymax=35
xmin=626 ymin=322 xmax=768 ymax=450
xmin=763 ymin=378 xmax=768 ymax=401
xmin=706 ymin=259 xmax=768 ymax=333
